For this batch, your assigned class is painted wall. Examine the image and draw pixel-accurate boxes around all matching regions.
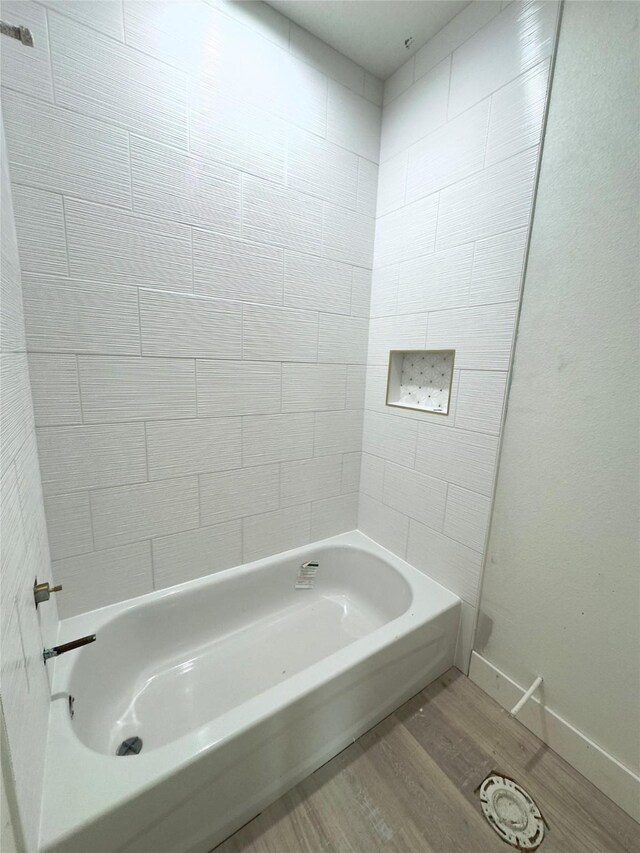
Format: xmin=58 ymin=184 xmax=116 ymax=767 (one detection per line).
xmin=471 ymin=0 xmax=640 ymax=818
xmin=0 ymin=0 xmax=382 ymax=618
xmin=358 ymin=0 xmax=559 ymax=668
xmin=0 ymin=115 xmax=58 ymax=851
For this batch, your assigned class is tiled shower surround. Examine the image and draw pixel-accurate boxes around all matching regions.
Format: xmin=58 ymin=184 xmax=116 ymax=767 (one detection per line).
xmin=1 ymin=0 xmax=558 ymax=652
xmin=1 ymin=0 xmax=382 ymax=619
xmin=360 ymin=0 xmax=559 ymax=666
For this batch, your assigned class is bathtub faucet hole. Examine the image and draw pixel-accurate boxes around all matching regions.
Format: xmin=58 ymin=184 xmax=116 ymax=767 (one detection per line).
xmin=117 ymin=736 xmax=143 ymax=756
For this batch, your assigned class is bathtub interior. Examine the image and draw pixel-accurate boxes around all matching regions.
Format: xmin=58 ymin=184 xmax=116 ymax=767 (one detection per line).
xmin=67 ymin=544 xmax=414 ymax=755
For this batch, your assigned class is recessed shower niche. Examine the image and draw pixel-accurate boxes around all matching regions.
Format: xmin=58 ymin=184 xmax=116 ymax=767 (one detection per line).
xmin=386 ymin=350 xmax=455 ymax=415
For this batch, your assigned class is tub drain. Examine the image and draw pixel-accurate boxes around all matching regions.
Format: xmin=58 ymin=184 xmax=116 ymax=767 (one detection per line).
xmin=117 ymin=736 xmax=143 ymax=756
xmin=478 ymin=773 xmax=545 ymax=850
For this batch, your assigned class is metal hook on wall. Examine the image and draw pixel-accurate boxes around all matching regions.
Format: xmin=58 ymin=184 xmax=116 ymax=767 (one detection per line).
xmin=0 ymin=21 xmax=34 ymax=47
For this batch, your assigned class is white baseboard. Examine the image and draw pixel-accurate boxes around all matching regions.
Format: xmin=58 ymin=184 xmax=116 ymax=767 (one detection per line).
xmin=469 ymin=652 xmax=640 ymax=823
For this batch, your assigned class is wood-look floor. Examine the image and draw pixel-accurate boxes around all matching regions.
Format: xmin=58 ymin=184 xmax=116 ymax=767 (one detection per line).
xmin=215 ymin=668 xmax=638 ymax=853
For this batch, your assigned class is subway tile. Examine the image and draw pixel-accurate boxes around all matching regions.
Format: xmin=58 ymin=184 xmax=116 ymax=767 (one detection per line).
xmin=350 ymin=268 xmax=372 ymax=318
xmin=415 ymin=424 xmax=498 ymax=495
xmin=357 ymin=159 xmax=379 ymax=217
xmin=314 ymin=410 xmax=362 ymax=457
xmin=282 ymin=364 xmax=347 ymax=412
xmin=289 ymin=23 xmax=365 ymax=95
xmin=43 ymin=492 xmax=93 ymax=561
xmin=190 ymin=81 xmax=287 ymax=184
xmin=362 ymin=411 xmax=417 ymax=468
xmin=65 ymin=199 xmax=192 ymax=292
xmin=28 ymin=354 xmax=81 ymax=427
xmin=200 ymin=464 xmax=280 ymax=526
xmin=407 ymin=519 xmax=483 ymax=605
xmin=367 ymin=314 xmax=427 ymax=367
xmin=0 ymin=243 xmax=25 ymax=354
xmin=414 ymin=2 xmax=502 ymax=80
xmin=327 ymin=81 xmax=381 ymax=162
xmin=193 ymin=230 xmax=283 ymax=305
xmin=346 ymin=365 xmax=367 ymax=410
xmin=311 ymin=492 xmax=358 ymax=540
xmin=1 ymin=91 xmax=130 ymax=208
xmin=448 ymin=0 xmax=558 ymax=118
xmin=0 ymin=355 xmax=32 ymax=473
xmin=140 ymin=290 xmax=242 ymax=359
xmin=288 ymin=127 xmax=359 ymax=210
xmin=383 ymin=57 xmax=415 ymax=105
xmin=49 ymin=12 xmax=189 ymax=148
xmin=284 ymin=252 xmax=352 ymax=315
xmin=91 ymin=477 xmax=199 ymax=549
xmin=380 ymin=58 xmax=450 ymax=162
xmin=130 ymin=136 xmax=241 ymax=233
xmin=455 ymin=371 xmax=507 ymax=434
xmin=364 ymin=365 xmax=390 ymax=416
xmin=360 ymin=453 xmax=385 ymax=501
xmin=486 ymin=59 xmax=550 ymax=166
xmin=444 ymin=485 xmax=492 ymax=552
xmin=383 ymin=462 xmax=448 ymax=529
xmin=322 ymin=203 xmax=375 ymax=268
xmin=78 ymin=356 xmax=196 ymax=423
xmin=469 ymin=229 xmax=527 ymax=305
xmin=341 ymin=453 xmax=362 ymax=493
xmin=364 ymin=73 xmax=384 ymax=107
xmin=146 ymin=417 xmax=241 ymax=480
xmin=152 ymin=520 xmax=242 ymax=589
xmin=376 ymin=152 xmax=408 ymax=217
xmin=406 ymin=100 xmax=490 ymax=203
xmin=358 ymin=494 xmax=408 ymax=558
xmin=436 ymin=148 xmax=538 ymax=250
xmin=11 ymin=186 xmax=67 ymax=278
xmin=0 ymin=1 xmax=54 ymax=101
xmin=53 ymin=542 xmax=152 ymax=619
xmin=318 ymin=315 xmax=368 ymax=364
xmin=243 ymin=305 xmax=318 ymax=362
xmin=396 ymin=245 xmax=474 ymax=314
xmin=374 ymin=193 xmax=439 ymax=267
xmin=213 ymin=0 xmax=290 ymax=49
xmin=427 ymin=303 xmax=518 ymax=370
xmin=242 ymin=413 xmax=314 ymax=466
xmin=280 ymin=455 xmax=343 ymax=508
xmin=370 ymin=266 xmax=399 ymax=318
xmin=23 ymin=277 xmax=140 ymax=355
xmin=196 ymin=360 xmax=281 ymax=417
xmin=242 ymin=175 xmax=323 ymax=254
xmin=36 ymin=423 xmax=146 ymax=496
xmin=40 ymin=0 xmax=125 ymax=40
xmin=14 ymin=433 xmax=51 ymax=573
xmin=243 ymin=503 xmax=311 ymax=563
xmin=123 ymin=0 xmax=227 ymax=73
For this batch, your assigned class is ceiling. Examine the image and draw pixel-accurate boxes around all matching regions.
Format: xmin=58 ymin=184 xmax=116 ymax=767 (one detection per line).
xmin=266 ymin=1 xmax=471 ymax=79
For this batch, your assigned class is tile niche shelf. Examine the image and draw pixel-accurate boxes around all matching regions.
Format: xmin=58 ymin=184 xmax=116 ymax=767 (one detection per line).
xmin=386 ymin=350 xmax=455 ymax=415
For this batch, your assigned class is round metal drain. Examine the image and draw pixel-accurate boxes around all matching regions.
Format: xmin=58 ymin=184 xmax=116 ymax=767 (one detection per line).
xmin=479 ymin=773 xmax=545 ymax=850
xmin=116 ymin=736 xmax=143 ymax=756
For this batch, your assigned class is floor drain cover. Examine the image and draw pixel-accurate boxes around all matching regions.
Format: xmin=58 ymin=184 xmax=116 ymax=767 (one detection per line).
xmin=479 ymin=773 xmax=545 ymax=850
xmin=117 ymin=736 xmax=143 ymax=756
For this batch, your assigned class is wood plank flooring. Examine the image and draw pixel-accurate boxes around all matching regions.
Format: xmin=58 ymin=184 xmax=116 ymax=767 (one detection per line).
xmin=214 ymin=668 xmax=639 ymax=853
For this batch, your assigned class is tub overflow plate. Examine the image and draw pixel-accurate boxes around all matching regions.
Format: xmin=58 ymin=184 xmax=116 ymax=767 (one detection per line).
xmin=478 ymin=773 xmax=545 ymax=850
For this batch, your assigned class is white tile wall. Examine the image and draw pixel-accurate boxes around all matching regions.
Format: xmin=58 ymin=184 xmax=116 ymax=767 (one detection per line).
xmin=90 ymin=477 xmax=199 ymax=549
xmin=139 ymin=290 xmax=242 ymax=359
xmin=0 ymin=119 xmax=57 ymax=853
xmin=152 ymin=521 xmax=242 ymax=590
xmin=193 ymin=229 xmax=284 ymax=305
xmin=359 ymin=0 xmax=559 ymax=676
xmin=1 ymin=0 xmax=557 ymax=708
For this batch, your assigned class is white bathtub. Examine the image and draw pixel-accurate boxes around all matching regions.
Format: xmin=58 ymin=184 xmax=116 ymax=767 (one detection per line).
xmin=40 ymin=531 xmax=460 ymax=853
